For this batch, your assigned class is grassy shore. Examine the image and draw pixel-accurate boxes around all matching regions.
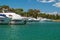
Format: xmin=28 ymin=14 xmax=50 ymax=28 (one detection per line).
xmin=52 ymin=20 xmax=60 ymax=22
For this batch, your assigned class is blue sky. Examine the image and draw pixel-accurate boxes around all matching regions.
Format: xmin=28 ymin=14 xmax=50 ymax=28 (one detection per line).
xmin=0 ymin=0 xmax=60 ymax=14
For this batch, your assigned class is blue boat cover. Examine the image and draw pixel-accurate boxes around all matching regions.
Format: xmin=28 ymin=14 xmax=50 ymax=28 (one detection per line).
xmin=0 ymin=14 xmax=6 ymax=17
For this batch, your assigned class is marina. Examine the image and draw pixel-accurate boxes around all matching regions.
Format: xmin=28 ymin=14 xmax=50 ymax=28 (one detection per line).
xmin=0 ymin=0 xmax=60 ymax=40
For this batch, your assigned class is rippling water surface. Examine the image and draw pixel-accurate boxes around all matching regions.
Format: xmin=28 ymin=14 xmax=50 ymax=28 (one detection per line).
xmin=0 ymin=22 xmax=60 ymax=40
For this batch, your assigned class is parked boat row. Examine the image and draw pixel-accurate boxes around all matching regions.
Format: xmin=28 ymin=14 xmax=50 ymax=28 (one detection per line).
xmin=0 ymin=13 xmax=52 ymax=25
xmin=26 ymin=17 xmax=52 ymax=22
xmin=0 ymin=9 xmax=52 ymax=25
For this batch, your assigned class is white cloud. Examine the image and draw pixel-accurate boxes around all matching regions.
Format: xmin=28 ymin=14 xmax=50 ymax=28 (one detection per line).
xmin=37 ymin=0 xmax=55 ymax=3
xmin=58 ymin=0 xmax=60 ymax=1
xmin=41 ymin=11 xmax=58 ymax=15
xmin=53 ymin=2 xmax=60 ymax=8
xmin=41 ymin=11 xmax=60 ymax=15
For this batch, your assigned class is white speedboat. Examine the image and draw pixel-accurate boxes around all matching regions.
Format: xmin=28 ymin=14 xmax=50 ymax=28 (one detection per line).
xmin=27 ymin=17 xmax=40 ymax=22
xmin=3 ymin=12 xmax=27 ymax=25
xmin=0 ymin=14 xmax=11 ymax=24
xmin=40 ymin=18 xmax=52 ymax=22
xmin=0 ymin=9 xmax=27 ymax=25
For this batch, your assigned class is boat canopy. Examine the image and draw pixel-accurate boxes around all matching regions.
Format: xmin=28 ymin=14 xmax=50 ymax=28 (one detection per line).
xmin=0 ymin=14 xmax=6 ymax=17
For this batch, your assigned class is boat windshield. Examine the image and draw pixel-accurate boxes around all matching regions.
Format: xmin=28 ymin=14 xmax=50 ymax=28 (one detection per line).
xmin=0 ymin=14 xmax=6 ymax=17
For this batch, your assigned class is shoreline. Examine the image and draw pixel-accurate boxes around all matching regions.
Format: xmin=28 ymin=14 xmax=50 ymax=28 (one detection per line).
xmin=52 ymin=20 xmax=60 ymax=22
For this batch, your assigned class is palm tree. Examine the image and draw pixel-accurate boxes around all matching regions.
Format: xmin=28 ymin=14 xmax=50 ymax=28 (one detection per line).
xmin=28 ymin=9 xmax=34 ymax=17
xmin=14 ymin=8 xmax=23 ymax=14
xmin=28 ymin=9 xmax=40 ymax=18
xmin=1 ymin=5 xmax=9 ymax=9
xmin=0 ymin=5 xmax=10 ymax=12
xmin=33 ymin=9 xmax=40 ymax=18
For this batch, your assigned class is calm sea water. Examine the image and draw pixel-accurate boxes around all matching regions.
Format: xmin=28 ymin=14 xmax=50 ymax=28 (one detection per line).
xmin=0 ymin=22 xmax=60 ymax=40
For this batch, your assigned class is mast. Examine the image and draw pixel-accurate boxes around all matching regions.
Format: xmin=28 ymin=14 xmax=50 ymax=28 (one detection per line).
xmin=2 ymin=8 xmax=5 ymax=13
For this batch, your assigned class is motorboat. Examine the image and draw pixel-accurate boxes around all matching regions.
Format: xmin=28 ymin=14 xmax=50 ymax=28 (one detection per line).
xmin=40 ymin=18 xmax=52 ymax=22
xmin=0 ymin=14 xmax=11 ymax=24
xmin=0 ymin=8 xmax=27 ymax=25
xmin=27 ymin=17 xmax=40 ymax=22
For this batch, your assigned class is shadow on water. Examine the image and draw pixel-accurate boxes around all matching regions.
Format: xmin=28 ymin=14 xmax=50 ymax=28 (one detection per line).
xmin=0 ymin=22 xmax=60 ymax=40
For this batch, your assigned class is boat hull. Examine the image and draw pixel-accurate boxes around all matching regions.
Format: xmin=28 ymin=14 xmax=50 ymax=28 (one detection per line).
xmin=0 ymin=19 xmax=26 ymax=25
xmin=9 ymin=20 xmax=26 ymax=25
xmin=0 ymin=23 xmax=9 ymax=25
xmin=27 ymin=20 xmax=40 ymax=22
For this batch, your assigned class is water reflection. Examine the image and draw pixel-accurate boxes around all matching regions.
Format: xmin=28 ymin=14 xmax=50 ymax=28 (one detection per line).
xmin=8 ymin=25 xmax=28 ymax=40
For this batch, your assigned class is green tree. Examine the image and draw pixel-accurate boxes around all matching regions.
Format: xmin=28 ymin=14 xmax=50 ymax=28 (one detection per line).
xmin=27 ymin=9 xmax=40 ymax=18
xmin=28 ymin=9 xmax=34 ymax=17
xmin=33 ymin=9 xmax=40 ymax=18
xmin=0 ymin=5 xmax=10 ymax=12
xmin=14 ymin=8 xmax=23 ymax=14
